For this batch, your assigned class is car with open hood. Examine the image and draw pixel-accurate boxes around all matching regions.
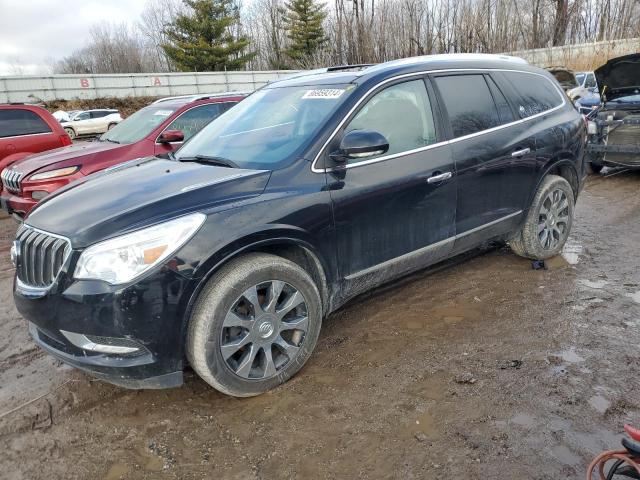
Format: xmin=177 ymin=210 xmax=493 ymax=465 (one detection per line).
xmin=11 ymin=54 xmax=585 ymax=396
xmin=0 ymin=92 xmax=246 ymax=218
xmin=584 ymin=53 xmax=640 ymax=172
xmin=546 ymin=66 xmax=579 ymax=92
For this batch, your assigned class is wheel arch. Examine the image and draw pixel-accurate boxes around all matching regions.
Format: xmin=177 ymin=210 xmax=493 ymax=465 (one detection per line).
xmin=181 ymin=234 xmax=333 ymax=345
xmin=531 ymin=158 xmax=580 ymax=206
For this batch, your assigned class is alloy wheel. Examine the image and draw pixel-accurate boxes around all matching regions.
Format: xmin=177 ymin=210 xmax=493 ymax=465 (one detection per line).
xmin=218 ymin=280 xmax=309 ymax=380
xmin=538 ymin=188 xmax=570 ymax=250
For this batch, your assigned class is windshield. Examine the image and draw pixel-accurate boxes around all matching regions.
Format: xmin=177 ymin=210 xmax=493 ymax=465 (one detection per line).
xmin=575 ymin=73 xmax=586 ymax=85
xmin=100 ymin=105 xmax=177 ymax=144
xmin=176 ymin=85 xmax=354 ymax=169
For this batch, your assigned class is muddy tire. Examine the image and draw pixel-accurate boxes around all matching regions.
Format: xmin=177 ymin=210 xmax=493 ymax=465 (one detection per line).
xmin=509 ymin=174 xmax=574 ymax=260
xmin=64 ymin=127 xmax=75 ymax=140
xmin=186 ymin=253 xmax=322 ymax=397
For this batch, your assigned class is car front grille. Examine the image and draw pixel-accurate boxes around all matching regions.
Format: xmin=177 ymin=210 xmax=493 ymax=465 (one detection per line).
xmin=1 ymin=168 xmax=24 ymax=193
xmin=606 ymin=117 xmax=640 ymax=164
xmin=15 ymin=225 xmax=71 ymax=288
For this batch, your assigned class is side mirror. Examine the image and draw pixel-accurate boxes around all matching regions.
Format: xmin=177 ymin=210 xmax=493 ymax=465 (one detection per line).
xmin=330 ymin=130 xmax=389 ymax=163
xmin=158 ymin=130 xmax=184 ymax=144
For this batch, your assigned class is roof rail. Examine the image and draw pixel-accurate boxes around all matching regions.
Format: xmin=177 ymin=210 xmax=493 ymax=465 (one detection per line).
xmin=152 ymin=91 xmax=250 ymax=104
xmin=326 ymin=64 xmax=375 ymax=72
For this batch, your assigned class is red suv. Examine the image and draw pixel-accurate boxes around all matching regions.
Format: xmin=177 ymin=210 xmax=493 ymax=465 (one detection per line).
xmin=0 ymin=104 xmax=72 ymax=165
xmin=0 ymin=92 xmax=246 ymax=218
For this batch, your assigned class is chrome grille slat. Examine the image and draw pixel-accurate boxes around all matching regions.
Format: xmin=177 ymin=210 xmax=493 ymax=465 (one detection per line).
xmin=15 ymin=226 xmax=71 ymax=289
xmin=1 ymin=168 xmax=24 ymax=193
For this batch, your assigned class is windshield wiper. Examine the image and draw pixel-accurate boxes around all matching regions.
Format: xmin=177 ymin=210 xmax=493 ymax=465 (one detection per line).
xmin=177 ymin=155 xmax=239 ymax=168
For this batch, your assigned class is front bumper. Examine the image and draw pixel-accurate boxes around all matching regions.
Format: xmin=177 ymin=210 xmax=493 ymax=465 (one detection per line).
xmin=14 ymin=262 xmax=194 ymax=389
xmin=0 ymin=190 xmax=34 ymax=218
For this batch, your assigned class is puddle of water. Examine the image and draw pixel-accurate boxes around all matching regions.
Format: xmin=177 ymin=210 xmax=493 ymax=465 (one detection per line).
xmin=408 ymin=411 xmax=441 ymax=439
xmin=627 ymin=291 xmax=640 ymax=304
xmin=588 ymin=395 xmax=611 ymax=414
xmin=559 ymin=348 xmax=585 ymax=364
xmin=510 ymin=413 xmax=536 ymax=428
xmin=104 ymin=463 xmax=130 ymax=480
xmin=551 ymin=444 xmax=582 ymax=466
xmin=561 ymin=241 xmax=583 ymax=265
xmin=580 ymin=279 xmax=608 ymax=289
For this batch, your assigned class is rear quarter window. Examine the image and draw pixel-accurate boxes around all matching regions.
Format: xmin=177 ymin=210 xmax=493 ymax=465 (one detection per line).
xmin=500 ymin=71 xmax=565 ymax=118
xmin=0 ymin=109 xmax=52 ymax=138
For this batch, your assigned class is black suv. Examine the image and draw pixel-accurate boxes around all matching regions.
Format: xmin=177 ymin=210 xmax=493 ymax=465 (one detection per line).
xmin=12 ymin=54 xmax=586 ymax=396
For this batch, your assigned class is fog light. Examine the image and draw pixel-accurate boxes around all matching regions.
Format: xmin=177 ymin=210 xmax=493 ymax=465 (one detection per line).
xmin=60 ymin=330 xmax=144 ymax=355
xmin=31 ymin=191 xmax=49 ymax=200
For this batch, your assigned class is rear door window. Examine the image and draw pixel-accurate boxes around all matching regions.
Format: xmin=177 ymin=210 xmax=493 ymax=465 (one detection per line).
xmin=344 ymin=79 xmax=437 ymax=161
xmin=0 ymin=109 xmax=52 ymax=138
xmin=434 ymin=74 xmax=501 ymax=138
xmin=500 ymin=71 xmax=564 ymax=118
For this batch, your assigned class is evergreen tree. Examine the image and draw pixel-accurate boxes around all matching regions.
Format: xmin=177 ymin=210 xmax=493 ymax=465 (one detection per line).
xmin=282 ymin=0 xmax=327 ymax=67
xmin=162 ymin=0 xmax=254 ymax=71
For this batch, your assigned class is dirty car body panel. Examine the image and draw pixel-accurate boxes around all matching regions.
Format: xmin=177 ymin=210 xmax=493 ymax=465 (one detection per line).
xmin=586 ymin=54 xmax=640 ymax=168
xmin=12 ymin=54 xmax=586 ymax=389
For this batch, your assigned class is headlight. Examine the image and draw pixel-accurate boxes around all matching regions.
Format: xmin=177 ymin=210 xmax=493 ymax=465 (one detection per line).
xmin=74 ymin=213 xmax=206 ymax=284
xmin=30 ymin=166 xmax=79 ymax=181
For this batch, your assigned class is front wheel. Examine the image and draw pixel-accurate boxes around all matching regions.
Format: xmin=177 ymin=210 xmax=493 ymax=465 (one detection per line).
xmin=509 ymin=174 xmax=575 ymax=260
xmin=187 ymin=253 xmax=322 ymax=397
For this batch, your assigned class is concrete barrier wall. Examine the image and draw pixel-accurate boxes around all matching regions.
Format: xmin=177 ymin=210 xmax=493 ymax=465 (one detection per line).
xmin=505 ymin=37 xmax=640 ymax=70
xmin=0 ymin=71 xmax=300 ymax=103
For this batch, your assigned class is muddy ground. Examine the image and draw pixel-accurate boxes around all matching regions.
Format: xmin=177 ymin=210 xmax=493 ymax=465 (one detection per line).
xmin=0 ymin=171 xmax=639 ymax=480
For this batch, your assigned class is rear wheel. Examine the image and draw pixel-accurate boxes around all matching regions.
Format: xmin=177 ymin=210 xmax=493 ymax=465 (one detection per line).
xmin=187 ymin=253 xmax=322 ymax=397
xmin=509 ymin=175 xmax=574 ymax=260
xmin=64 ymin=127 xmax=75 ymax=140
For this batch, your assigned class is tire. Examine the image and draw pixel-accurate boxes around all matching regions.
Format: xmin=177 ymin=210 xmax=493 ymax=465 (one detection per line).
xmin=64 ymin=127 xmax=75 ymax=140
xmin=187 ymin=253 xmax=322 ymax=397
xmin=588 ymin=162 xmax=604 ymax=174
xmin=509 ymin=174 xmax=575 ymax=260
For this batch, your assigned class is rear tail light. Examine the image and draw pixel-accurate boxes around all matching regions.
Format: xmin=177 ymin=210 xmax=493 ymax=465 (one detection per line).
xmin=60 ymin=134 xmax=72 ymax=146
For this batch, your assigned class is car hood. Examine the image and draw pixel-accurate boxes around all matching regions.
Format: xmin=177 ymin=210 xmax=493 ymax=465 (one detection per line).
xmin=11 ymin=141 xmax=125 ymax=176
xmin=26 ymin=157 xmax=271 ymax=248
xmin=595 ymin=54 xmax=640 ymax=101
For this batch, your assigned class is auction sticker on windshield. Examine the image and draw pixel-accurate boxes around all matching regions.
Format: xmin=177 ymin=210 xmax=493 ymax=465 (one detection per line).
xmin=302 ymin=89 xmax=345 ymax=99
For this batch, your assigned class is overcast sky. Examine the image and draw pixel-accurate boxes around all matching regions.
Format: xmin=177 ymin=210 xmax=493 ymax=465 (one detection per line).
xmin=0 ymin=0 xmax=149 ymax=75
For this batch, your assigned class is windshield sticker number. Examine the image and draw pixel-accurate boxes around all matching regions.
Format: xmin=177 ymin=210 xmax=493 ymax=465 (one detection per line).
xmin=303 ymin=89 xmax=345 ymax=100
xmin=154 ymin=110 xmax=173 ymax=116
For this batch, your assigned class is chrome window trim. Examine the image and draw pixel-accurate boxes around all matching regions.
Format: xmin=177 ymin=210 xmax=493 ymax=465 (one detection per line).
xmin=311 ymin=68 xmax=566 ymax=173
xmin=345 ymin=210 xmax=522 ymax=280
xmin=0 ymin=131 xmax=53 ymax=140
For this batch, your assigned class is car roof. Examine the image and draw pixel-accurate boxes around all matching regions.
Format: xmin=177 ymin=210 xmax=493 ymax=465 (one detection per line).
xmin=267 ymin=54 xmax=531 ymax=88
xmin=151 ymin=91 xmax=250 ymax=106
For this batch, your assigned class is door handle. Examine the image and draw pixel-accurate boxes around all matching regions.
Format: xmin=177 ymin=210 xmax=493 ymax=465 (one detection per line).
xmin=511 ymin=148 xmax=531 ymax=158
xmin=427 ymin=171 xmax=452 ymax=184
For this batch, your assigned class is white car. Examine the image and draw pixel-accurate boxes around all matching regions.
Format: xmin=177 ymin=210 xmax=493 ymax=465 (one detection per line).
xmin=567 ymin=71 xmax=598 ymax=101
xmin=61 ymin=109 xmax=122 ymax=139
